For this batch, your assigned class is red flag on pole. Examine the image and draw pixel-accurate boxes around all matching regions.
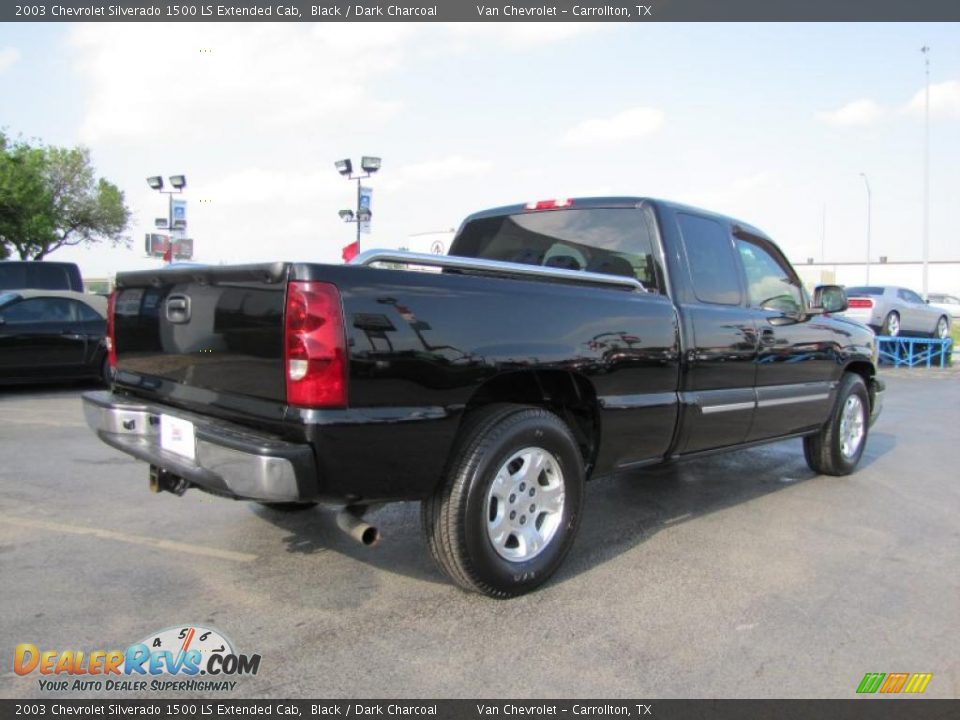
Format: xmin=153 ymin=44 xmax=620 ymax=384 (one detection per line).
xmin=162 ymin=239 xmax=173 ymax=263
xmin=341 ymin=241 xmax=359 ymax=263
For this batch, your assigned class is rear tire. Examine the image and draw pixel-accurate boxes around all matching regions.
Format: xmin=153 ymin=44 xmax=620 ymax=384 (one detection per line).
xmin=422 ymin=403 xmax=585 ymax=598
xmin=100 ymin=355 xmax=113 ymax=387
xmin=803 ymin=373 xmax=870 ymax=476
xmin=882 ymin=311 xmax=900 ymax=337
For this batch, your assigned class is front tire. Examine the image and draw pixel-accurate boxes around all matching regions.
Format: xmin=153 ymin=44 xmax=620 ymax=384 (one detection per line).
xmin=422 ymin=404 xmax=585 ymax=598
xmin=934 ymin=315 xmax=950 ymax=339
xmin=803 ymin=373 xmax=870 ymax=476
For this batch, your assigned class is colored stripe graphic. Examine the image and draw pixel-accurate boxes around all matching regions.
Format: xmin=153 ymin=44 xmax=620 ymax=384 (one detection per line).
xmin=857 ymin=673 xmax=885 ymax=694
xmin=857 ymin=672 xmax=932 ymax=694
xmin=880 ymin=673 xmax=909 ymax=693
xmin=903 ymin=673 xmax=933 ymax=694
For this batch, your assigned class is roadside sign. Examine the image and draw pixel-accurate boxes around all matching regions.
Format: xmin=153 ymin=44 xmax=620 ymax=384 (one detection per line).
xmin=172 ymin=199 xmax=187 ymax=228
xmin=359 ymin=186 xmax=372 ymax=235
xmin=145 ymin=233 xmax=194 ymax=260
xmin=145 ymin=233 xmax=169 ymax=257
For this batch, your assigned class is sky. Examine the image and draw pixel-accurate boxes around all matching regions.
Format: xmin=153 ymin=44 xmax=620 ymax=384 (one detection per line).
xmin=0 ymin=21 xmax=958 ymax=287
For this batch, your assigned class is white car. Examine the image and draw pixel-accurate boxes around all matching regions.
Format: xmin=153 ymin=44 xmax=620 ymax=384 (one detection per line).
xmin=927 ymin=293 xmax=960 ymax=321
xmin=841 ymin=285 xmax=951 ymax=339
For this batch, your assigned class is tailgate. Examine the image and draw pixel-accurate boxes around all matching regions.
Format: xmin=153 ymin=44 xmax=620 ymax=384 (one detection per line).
xmin=113 ymin=263 xmax=289 ymax=403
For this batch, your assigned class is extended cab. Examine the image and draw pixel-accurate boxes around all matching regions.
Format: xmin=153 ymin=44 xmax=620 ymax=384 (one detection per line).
xmin=83 ymin=198 xmax=883 ymax=597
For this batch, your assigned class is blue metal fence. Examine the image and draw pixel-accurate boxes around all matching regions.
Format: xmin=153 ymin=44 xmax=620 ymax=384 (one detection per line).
xmin=876 ymin=336 xmax=953 ymax=368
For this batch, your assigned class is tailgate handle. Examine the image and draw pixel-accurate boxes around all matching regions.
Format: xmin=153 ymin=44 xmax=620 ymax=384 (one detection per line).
xmin=166 ymin=295 xmax=191 ymax=324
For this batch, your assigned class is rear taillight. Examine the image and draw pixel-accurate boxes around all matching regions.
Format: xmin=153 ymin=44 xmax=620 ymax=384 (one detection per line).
xmin=284 ymin=281 xmax=347 ymax=408
xmin=848 ymin=298 xmax=874 ymax=309
xmin=524 ymin=198 xmax=573 ymax=211
xmin=106 ymin=289 xmax=117 ymax=370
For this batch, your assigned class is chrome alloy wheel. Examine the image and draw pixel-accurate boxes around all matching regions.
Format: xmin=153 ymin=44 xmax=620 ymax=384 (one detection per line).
xmin=839 ymin=395 xmax=866 ymax=459
xmin=936 ymin=317 xmax=950 ymax=339
xmin=886 ymin=313 xmax=900 ymax=337
xmin=485 ymin=447 xmax=565 ymax=562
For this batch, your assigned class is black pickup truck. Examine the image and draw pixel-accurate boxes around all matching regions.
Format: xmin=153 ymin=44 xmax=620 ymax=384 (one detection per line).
xmin=83 ymin=197 xmax=883 ymax=597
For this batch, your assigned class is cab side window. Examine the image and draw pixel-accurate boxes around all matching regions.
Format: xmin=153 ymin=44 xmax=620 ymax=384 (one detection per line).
xmin=734 ymin=238 xmax=802 ymax=314
xmin=676 ymin=213 xmax=741 ymax=305
xmin=898 ymin=289 xmax=923 ymax=304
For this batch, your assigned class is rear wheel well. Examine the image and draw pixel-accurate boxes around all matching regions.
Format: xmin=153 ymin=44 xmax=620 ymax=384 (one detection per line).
xmin=462 ymin=370 xmax=600 ymax=477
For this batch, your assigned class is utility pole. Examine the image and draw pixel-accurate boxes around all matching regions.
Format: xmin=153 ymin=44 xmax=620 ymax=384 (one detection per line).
xmin=820 ymin=203 xmax=826 ymax=263
xmin=859 ymin=173 xmax=871 ymax=284
xmin=921 ymin=45 xmax=931 ymax=298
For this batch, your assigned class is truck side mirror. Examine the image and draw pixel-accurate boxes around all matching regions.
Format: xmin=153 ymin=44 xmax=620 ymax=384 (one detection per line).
xmin=812 ymin=285 xmax=848 ymax=314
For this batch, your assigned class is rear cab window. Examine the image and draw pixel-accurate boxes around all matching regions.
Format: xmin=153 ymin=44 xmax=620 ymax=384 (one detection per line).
xmin=451 ymin=207 xmax=665 ymax=293
xmin=675 ymin=212 xmax=742 ymax=305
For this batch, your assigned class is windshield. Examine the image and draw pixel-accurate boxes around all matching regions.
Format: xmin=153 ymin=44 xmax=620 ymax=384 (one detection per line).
xmin=0 ymin=263 xmax=72 ymax=291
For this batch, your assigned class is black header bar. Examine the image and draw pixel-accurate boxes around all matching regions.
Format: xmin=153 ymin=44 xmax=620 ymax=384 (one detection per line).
xmin=0 ymin=700 xmax=957 ymax=719
xmin=4 ymin=0 xmax=960 ymax=22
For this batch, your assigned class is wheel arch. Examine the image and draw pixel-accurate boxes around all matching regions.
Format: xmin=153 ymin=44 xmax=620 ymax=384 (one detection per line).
xmin=843 ymin=359 xmax=877 ymax=411
xmin=461 ymin=369 xmax=601 ymax=478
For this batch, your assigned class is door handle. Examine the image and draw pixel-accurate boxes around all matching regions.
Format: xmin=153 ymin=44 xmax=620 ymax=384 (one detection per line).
xmin=760 ymin=328 xmax=776 ymax=346
xmin=166 ymin=295 xmax=191 ymax=324
xmin=60 ymin=331 xmax=84 ymax=340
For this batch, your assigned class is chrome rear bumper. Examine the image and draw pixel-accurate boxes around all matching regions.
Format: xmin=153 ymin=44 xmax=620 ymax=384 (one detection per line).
xmin=82 ymin=391 xmax=316 ymax=502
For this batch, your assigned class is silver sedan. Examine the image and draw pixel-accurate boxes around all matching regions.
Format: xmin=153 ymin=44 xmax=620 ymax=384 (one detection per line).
xmin=840 ymin=285 xmax=951 ymax=338
xmin=928 ymin=293 xmax=960 ymax=321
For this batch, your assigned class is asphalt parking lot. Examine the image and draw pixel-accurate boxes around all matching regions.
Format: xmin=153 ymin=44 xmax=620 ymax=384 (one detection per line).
xmin=1 ymin=368 xmax=958 ymax=699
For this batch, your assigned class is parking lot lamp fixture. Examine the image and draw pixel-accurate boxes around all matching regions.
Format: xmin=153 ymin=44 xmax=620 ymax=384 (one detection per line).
xmin=335 ymin=156 xmax=382 ymax=251
xmin=147 ymin=174 xmax=187 ymax=263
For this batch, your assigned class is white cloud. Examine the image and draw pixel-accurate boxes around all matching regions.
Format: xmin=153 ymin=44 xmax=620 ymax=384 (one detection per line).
xmin=816 ymin=99 xmax=884 ymax=127
xmin=904 ymin=79 xmax=960 ymax=119
xmin=0 ymin=46 xmax=20 ymax=74
xmin=562 ymin=107 xmax=665 ymax=146
xmin=70 ymin=23 xmax=414 ymax=143
xmin=384 ymin=155 xmax=493 ymax=191
xmin=686 ymin=172 xmax=773 ymax=212
xmin=447 ymin=22 xmax=608 ymax=49
xmin=201 ymin=167 xmax=343 ymax=206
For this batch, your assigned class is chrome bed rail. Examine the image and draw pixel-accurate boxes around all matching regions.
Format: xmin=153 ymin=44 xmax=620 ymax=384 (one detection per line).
xmin=350 ymin=249 xmax=646 ymax=292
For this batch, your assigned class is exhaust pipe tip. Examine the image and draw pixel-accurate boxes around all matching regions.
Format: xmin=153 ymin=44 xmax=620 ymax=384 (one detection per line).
xmin=359 ymin=525 xmax=380 ymax=547
xmin=336 ymin=506 xmax=380 ymax=547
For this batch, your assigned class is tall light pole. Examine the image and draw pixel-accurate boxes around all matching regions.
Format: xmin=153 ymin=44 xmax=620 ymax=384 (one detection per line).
xmin=859 ymin=173 xmax=871 ymax=284
xmin=146 ymin=174 xmax=187 ymax=264
xmin=335 ymin=156 xmax=381 ymax=254
xmin=820 ymin=202 xmax=826 ymax=263
xmin=921 ymin=45 xmax=931 ymax=298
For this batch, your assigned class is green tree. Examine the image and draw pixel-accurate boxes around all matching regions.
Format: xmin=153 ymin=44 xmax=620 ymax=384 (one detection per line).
xmin=0 ymin=132 xmax=131 ymax=260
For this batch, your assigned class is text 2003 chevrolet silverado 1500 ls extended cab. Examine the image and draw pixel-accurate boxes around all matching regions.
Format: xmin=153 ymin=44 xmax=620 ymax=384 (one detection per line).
xmin=83 ymin=197 xmax=883 ymax=597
